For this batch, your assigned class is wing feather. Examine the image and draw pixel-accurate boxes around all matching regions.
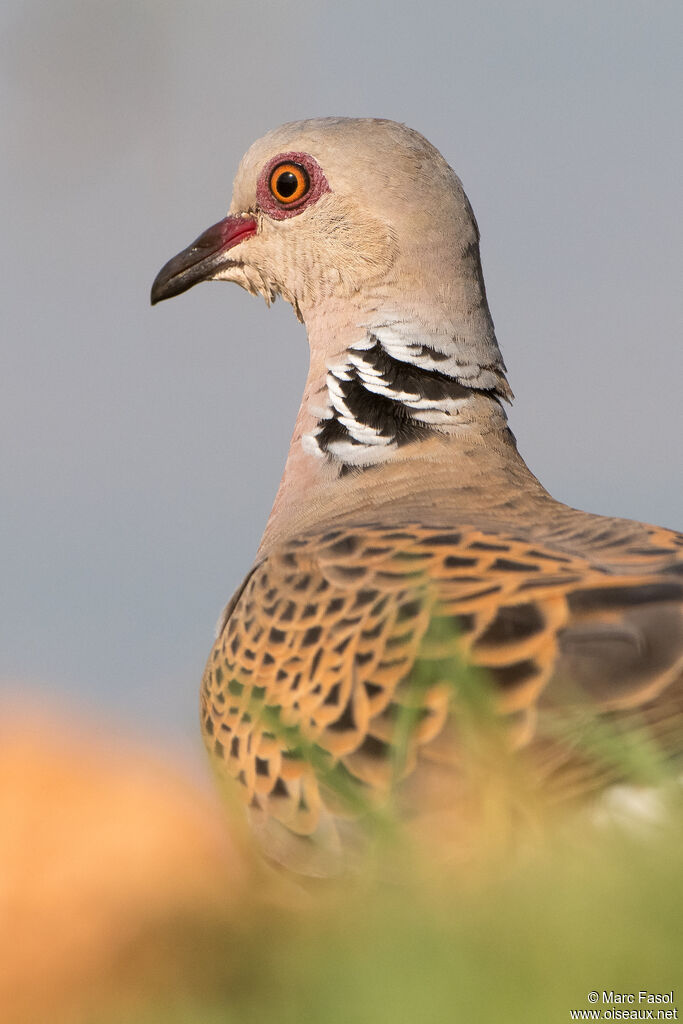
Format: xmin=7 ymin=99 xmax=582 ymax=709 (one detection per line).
xmin=201 ymin=522 xmax=683 ymax=868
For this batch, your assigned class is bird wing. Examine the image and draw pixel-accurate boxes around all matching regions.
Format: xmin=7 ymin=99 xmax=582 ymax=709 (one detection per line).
xmin=201 ymin=522 xmax=683 ymax=867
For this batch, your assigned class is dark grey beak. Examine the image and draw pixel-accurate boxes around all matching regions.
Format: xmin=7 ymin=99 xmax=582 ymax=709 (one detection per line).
xmin=150 ymin=214 xmax=258 ymax=304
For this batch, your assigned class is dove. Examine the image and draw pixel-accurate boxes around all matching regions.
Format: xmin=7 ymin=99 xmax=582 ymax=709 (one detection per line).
xmin=152 ymin=118 xmax=683 ymax=874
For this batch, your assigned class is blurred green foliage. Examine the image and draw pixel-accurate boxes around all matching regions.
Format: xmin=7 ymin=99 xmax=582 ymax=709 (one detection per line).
xmin=91 ymin=808 xmax=683 ymax=1024
xmin=87 ymin=618 xmax=683 ymax=1023
xmin=88 ymin=702 xmax=682 ymax=1024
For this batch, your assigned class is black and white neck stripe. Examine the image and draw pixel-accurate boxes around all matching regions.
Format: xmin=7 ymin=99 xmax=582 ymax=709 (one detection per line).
xmin=302 ymin=325 xmax=509 ymax=468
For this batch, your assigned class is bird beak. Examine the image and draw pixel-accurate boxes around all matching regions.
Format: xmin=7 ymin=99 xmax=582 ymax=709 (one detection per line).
xmin=150 ymin=214 xmax=258 ymax=305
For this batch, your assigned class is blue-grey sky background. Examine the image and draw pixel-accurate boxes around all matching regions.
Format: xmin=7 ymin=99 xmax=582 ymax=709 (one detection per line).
xmin=2 ymin=0 xmax=681 ymax=760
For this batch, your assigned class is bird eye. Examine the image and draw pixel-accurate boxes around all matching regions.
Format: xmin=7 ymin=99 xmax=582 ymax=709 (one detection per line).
xmin=269 ymin=162 xmax=309 ymax=204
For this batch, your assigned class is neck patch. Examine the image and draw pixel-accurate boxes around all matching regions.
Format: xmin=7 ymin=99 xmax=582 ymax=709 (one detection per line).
xmin=303 ymin=325 xmax=506 ymax=468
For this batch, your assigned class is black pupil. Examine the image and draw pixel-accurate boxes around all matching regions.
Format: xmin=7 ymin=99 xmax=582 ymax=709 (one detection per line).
xmin=276 ymin=171 xmax=299 ymax=198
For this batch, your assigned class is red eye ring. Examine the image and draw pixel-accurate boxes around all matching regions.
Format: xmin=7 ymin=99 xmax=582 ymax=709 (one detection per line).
xmin=269 ymin=162 xmax=309 ymax=204
xmin=256 ymin=152 xmax=330 ymax=220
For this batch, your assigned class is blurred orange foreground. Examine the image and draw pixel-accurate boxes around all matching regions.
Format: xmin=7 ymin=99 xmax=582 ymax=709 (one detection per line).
xmin=0 ymin=698 xmax=249 ymax=1023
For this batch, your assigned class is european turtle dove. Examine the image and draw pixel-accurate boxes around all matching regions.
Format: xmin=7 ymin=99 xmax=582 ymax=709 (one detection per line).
xmin=152 ymin=118 xmax=683 ymax=874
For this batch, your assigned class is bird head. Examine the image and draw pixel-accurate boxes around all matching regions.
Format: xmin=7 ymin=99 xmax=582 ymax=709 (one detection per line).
xmin=153 ymin=120 xmax=486 ymax=315
xmin=152 ymin=118 xmax=510 ymax=406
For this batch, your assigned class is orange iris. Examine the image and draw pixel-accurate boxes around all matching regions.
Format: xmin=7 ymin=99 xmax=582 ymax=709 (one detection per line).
xmin=269 ymin=162 xmax=309 ymax=204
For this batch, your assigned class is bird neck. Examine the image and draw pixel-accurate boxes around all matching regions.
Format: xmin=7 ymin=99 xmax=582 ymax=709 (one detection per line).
xmin=259 ymin=302 xmax=533 ymax=555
